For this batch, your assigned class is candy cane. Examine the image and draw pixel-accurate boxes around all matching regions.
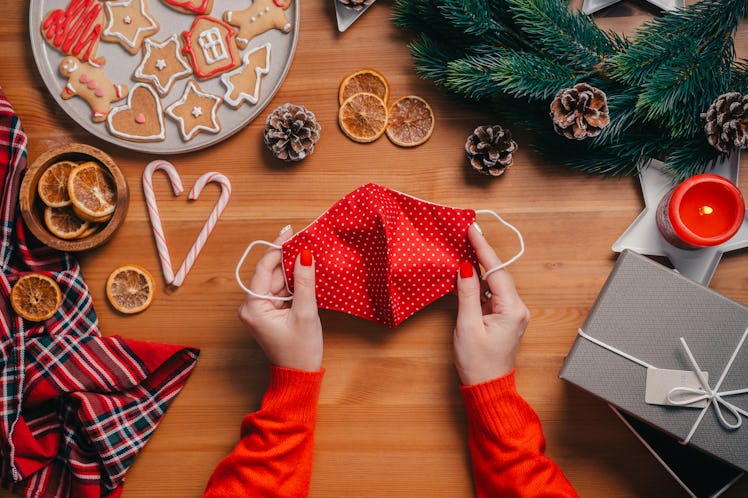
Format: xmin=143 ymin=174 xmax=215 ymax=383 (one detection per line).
xmin=143 ymin=160 xmax=183 ymax=285
xmin=170 ymin=172 xmax=231 ymax=287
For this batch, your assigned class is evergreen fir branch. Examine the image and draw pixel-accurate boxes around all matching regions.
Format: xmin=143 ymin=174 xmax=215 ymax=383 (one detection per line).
xmin=662 ymin=136 xmax=724 ymax=181
xmin=609 ymin=0 xmax=748 ymax=87
xmin=408 ymin=35 xmax=462 ymax=87
xmin=634 ymin=36 xmax=733 ymax=138
xmin=505 ymin=0 xmax=620 ymax=70
xmin=730 ymin=59 xmax=748 ymax=94
xmin=436 ymin=0 xmax=500 ymax=36
xmin=445 ymin=51 xmax=578 ymax=101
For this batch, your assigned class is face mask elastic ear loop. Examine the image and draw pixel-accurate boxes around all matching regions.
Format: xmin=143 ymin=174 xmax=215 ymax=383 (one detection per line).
xmin=235 ymin=240 xmax=294 ymax=301
xmin=474 ymin=209 xmax=525 ymax=279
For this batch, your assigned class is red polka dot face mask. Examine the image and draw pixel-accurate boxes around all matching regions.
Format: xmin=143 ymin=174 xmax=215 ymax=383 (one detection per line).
xmin=236 ymin=184 xmax=524 ymax=328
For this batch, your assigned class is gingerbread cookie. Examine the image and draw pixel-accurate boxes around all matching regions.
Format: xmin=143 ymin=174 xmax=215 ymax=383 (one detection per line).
xmin=160 ymin=0 xmax=214 ymax=15
xmin=107 ymin=83 xmax=166 ymax=142
xmin=41 ymin=0 xmax=104 ymax=64
xmin=224 ymin=0 xmax=293 ymax=49
xmin=133 ymin=35 xmax=192 ymax=96
xmin=181 ymin=16 xmax=240 ymax=80
xmin=102 ymin=0 xmax=160 ymax=55
xmin=220 ymin=43 xmax=271 ymax=108
xmin=165 ymin=80 xmax=222 ymax=141
xmin=59 ymin=56 xmax=128 ymax=123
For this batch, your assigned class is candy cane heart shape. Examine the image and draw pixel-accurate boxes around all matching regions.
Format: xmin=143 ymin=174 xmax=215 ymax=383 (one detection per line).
xmin=142 ymin=160 xmax=232 ymax=287
xmin=171 ymin=172 xmax=231 ymax=287
xmin=143 ymin=160 xmax=184 ymax=285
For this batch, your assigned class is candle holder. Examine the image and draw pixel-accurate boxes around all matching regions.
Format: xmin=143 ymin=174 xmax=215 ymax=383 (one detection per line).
xmin=612 ymin=154 xmax=748 ymax=285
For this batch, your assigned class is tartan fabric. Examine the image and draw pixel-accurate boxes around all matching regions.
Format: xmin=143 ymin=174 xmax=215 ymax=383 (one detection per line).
xmin=0 ymin=88 xmax=200 ymax=498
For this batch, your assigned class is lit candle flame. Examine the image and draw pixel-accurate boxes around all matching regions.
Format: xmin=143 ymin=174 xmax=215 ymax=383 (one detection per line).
xmin=699 ymin=205 xmax=714 ymax=216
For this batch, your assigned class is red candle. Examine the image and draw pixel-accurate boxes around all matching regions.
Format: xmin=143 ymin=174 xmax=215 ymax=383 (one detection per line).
xmin=656 ymin=174 xmax=745 ymax=249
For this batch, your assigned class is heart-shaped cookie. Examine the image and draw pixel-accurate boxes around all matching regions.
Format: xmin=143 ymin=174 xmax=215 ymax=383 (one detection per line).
xmin=107 ymin=84 xmax=165 ymax=142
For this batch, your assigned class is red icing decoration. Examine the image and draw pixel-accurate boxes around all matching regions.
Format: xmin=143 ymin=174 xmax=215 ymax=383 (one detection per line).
xmin=164 ymin=0 xmax=212 ymax=15
xmin=135 ymin=113 xmax=146 ymax=124
xmin=94 ymin=88 xmax=104 ymax=97
xmin=181 ymin=16 xmax=238 ymax=80
xmin=86 ymin=79 xmax=98 ymax=90
xmin=42 ymin=0 xmax=102 ymax=63
xmin=79 ymin=74 xmax=89 ymax=83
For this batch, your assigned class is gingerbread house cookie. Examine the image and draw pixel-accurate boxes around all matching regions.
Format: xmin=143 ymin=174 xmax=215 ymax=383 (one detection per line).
xmin=165 ymin=80 xmax=222 ymax=141
xmin=160 ymin=0 xmax=214 ymax=15
xmin=133 ymin=35 xmax=192 ymax=96
xmin=41 ymin=0 xmax=104 ymax=64
xmin=181 ymin=16 xmax=240 ymax=80
xmin=59 ymin=56 xmax=128 ymax=122
xmin=101 ymin=0 xmax=160 ymax=55
xmin=220 ymin=43 xmax=271 ymax=108
xmin=107 ymin=83 xmax=166 ymax=142
xmin=224 ymin=0 xmax=293 ymax=49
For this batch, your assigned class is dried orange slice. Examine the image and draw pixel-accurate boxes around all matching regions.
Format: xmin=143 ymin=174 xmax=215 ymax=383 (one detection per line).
xmin=339 ymin=68 xmax=390 ymax=106
xmin=37 ymin=161 xmax=75 ymax=207
xmin=385 ymin=95 xmax=435 ymax=147
xmin=339 ymin=92 xmax=388 ymax=143
xmin=44 ymin=205 xmax=90 ymax=239
xmin=68 ymin=162 xmax=116 ymax=222
xmin=106 ymin=265 xmax=154 ymax=314
xmin=10 ymin=273 xmax=62 ymax=322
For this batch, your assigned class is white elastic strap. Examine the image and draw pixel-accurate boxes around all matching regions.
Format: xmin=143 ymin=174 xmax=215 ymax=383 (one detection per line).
xmin=475 ymin=209 xmax=525 ymax=279
xmin=234 ymin=240 xmax=294 ymax=301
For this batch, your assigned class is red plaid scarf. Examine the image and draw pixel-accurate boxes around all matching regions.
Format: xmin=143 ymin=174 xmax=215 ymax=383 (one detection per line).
xmin=0 ymin=89 xmax=199 ymax=497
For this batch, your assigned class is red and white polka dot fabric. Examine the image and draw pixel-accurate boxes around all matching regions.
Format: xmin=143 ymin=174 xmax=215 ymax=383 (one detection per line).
xmin=281 ymin=184 xmax=478 ymax=328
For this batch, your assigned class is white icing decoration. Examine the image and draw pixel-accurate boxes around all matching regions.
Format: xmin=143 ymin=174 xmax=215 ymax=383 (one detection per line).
xmin=198 ymin=27 xmax=229 ymax=65
xmin=103 ymin=0 xmax=158 ymax=50
xmin=106 ymin=83 xmax=166 ymax=142
xmin=192 ymin=106 xmax=202 ymax=118
xmin=133 ymin=34 xmax=192 ymax=95
xmin=264 ymin=6 xmax=270 ymax=11
xmin=165 ymin=80 xmax=222 ymax=141
xmin=156 ymin=59 xmax=167 ymax=70
xmin=124 ymin=15 xmax=132 ymax=24
xmin=220 ymin=43 xmax=271 ymax=108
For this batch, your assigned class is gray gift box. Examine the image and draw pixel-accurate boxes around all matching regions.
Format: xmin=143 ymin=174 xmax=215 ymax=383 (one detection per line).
xmin=559 ymin=249 xmax=748 ymax=472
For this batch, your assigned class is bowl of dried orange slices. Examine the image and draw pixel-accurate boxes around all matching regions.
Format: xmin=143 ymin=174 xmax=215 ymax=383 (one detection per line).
xmin=20 ymin=143 xmax=129 ymax=251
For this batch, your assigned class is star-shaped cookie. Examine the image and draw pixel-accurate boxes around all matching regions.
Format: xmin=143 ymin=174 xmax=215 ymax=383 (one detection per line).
xmin=220 ymin=43 xmax=271 ymax=108
xmin=133 ymin=34 xmax=192 ymax=96
xmin=102 ymin=0 xmax=159 ymax=54
xmin=165 ymin=80 xmax=222 ymax=141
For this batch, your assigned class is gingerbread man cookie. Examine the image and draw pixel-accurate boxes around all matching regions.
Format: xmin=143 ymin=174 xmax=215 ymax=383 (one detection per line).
xmin=102 ymin=0 xmax=160 ymax=55
xmin=220 ymin=43 xmax=271 ymax=108
xmin=224 ymin=0 xmax=293 ymax=49
xmin=59 ymin=56 xmax=128 ymax=122
xmin=41 ymin=0 xmax=104 ymax=64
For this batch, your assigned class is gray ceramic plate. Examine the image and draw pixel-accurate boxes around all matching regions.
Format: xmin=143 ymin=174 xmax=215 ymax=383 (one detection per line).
xmin=30 ymin=0 xmax=299 ymax=154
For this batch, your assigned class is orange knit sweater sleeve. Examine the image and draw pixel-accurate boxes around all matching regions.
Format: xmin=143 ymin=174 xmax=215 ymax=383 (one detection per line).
xmin=460 ymin=369 xmax=578 ymax=498
xmin=202 ymin=366 xmax=324 ymax=498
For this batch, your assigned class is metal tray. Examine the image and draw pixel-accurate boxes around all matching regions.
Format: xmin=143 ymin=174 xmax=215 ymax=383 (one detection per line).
xmin=30 ymin=0 xmax=299 ymax=154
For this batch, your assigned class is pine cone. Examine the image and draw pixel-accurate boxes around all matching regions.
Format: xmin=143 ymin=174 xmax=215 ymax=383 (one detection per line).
xmin=550 ymin=83 xmax=610 ymax=140
xmin=703 ymin=92 xmax=748 ymax=153
xmin=465 ymin=125 xmax=517 ymax=177
xmin=263 ymin=103 xmax=321 ymax=162
xmin=338 ymin=0 xmax=374 ymax=11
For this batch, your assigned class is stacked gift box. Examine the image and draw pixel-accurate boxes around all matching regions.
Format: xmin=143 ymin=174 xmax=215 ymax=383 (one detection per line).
xmin=560 ymin=249 xmax=748 ymax=497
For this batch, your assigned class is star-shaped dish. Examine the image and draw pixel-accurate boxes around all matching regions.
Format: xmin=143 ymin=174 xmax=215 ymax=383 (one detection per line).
xmin=582 ymin=0 xmax=684 ymax=15
xmin=612 ymin=155 xmax=748 ymax=285
xmin=335 ymin=0 xmax=375 ymax=32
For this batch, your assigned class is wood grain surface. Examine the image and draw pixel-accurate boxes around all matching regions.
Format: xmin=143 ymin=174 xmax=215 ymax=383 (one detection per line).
xmin=4 ymin=1 xmax=748 ymax=497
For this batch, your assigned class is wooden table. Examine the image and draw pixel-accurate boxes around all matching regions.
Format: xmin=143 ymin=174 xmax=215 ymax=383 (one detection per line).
xmin=4 ymin=1 xmax=748 ymax=496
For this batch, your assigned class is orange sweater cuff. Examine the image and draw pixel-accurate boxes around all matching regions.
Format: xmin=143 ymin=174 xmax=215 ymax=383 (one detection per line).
xmin=259 ymin=366 xmax=325 ymax=425
xmin=460 ymin=369 xmax=539 ymax=437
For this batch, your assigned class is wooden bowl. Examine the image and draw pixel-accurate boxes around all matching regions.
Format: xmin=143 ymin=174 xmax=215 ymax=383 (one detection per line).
xmin=20 ymin=143 xmax=129 ymax=251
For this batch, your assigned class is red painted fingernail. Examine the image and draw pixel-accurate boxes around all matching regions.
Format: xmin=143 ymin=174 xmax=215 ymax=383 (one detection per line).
xmin=300 ymin=249 xmax=313 ymax=267
xmin=459 ymin=261 xmax=473 ymax=278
